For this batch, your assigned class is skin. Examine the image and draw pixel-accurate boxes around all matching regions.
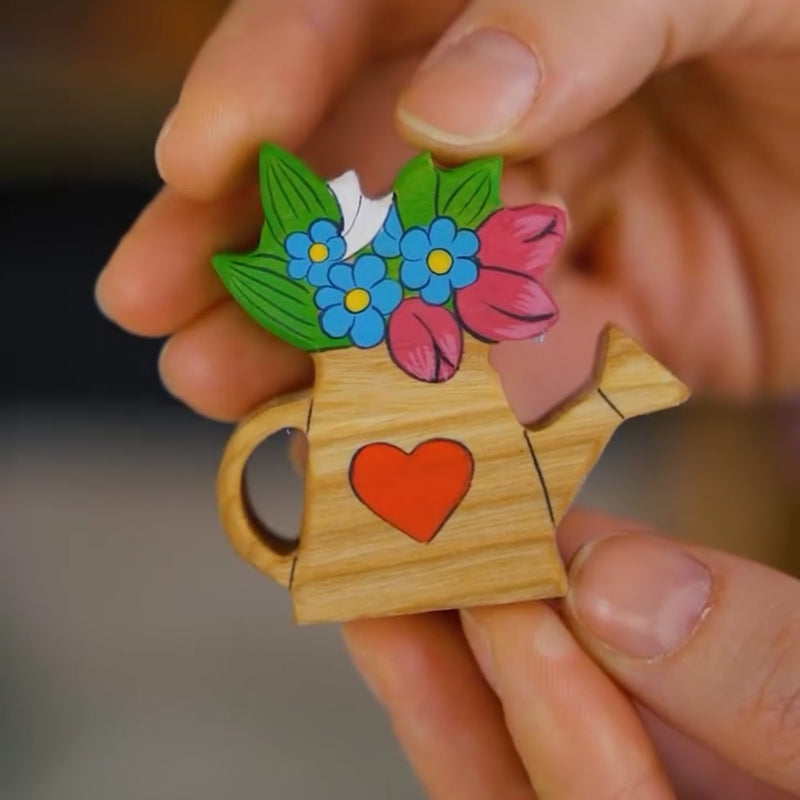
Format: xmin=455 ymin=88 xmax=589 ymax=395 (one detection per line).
xmin=96 ymin=1 xmax=800 ymax=797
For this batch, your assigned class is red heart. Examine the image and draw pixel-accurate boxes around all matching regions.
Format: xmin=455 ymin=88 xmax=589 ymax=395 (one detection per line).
xmin=349 ymin=439 xmax=474 ymax=543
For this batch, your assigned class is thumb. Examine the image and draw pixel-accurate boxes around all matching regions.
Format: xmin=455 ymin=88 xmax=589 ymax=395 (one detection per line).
xmin=562 ymin=526 xmax=800 ymax=795
xmin=396 ymin=0 xmax=798 ymax=156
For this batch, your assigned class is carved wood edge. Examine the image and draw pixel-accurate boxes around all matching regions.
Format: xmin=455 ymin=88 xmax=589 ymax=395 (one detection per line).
xmin=217 ymin=388 xmax=313 ymax=587
xmin=526 ymin=325 xmax=689 ymax=433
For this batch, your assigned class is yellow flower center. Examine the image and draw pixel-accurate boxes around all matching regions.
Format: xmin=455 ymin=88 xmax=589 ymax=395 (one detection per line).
xmin=308 ymin=242 xmax=329 ymax=262
xmin=426 ymin=248 xmax=453 ymax=275
xmin=344 ymin=287 xmax=370 ymax=313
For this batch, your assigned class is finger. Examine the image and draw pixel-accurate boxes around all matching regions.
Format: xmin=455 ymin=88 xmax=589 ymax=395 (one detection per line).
xmin=396 ymin=0 xmax=800 ymax=157
xmin=287 ymin=430 xmax=308 ymax=476
xmin=462 ymin=603 xmax=675 ymax=799
xmin=159 ymin=301 xmax=311 ymax=421
xmin=564 ymin=528 xmax=800 ymax=794
xmin=300 ymin=51 xmax=422 ymax=195
xmin=97 ymin=54 xmax=419 ymax=342
xmin=96 ymin=184 xmax=261 ymax=337
xmin=155 ymin=0 xmax=378 ymax=199
xmin=372 ymin=0 xmax=468 ymax=57
xmin=562 ymin=513 xmax=791 ymax=799
xmin=344 ymin=614 xmax=536 ymax=800
xmin=510 ymin=103 xmax=760 ymax=399
xmin=556 ymin=509 xmax=656 ymax=563
xmin=640 ymin=706 xmax=797 ymax=800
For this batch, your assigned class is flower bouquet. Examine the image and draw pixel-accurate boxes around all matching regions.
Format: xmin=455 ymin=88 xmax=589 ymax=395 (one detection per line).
xmin=212 ymin=144 xmax=565 ymax=382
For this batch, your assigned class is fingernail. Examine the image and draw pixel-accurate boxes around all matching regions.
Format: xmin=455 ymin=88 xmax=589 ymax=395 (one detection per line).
xmin=568 ymin=535 xmax=712 ymax=660
xmin=398 ymin=29 xmax=541 ymax=146
xmin=460 ymin=610 xmax=499 ymax=692
xmin=154 ymin=106 xmax=177 ymax=177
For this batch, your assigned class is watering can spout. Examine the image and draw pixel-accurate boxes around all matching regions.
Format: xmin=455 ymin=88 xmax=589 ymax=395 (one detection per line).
xmin=593 ymin=326 xmax=690 ymax=418
xmin=524 ymin=326 xmax=689 ymax=525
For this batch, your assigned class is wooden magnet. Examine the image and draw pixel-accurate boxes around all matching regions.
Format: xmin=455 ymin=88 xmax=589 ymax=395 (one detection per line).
xmin=213 ymin=145 xmax=689 ymax=624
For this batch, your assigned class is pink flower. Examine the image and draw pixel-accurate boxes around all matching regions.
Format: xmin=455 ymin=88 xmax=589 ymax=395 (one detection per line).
xmin=454 ymin=267 xmax=558 ymax=343
xmin=477 ymin=205 xmax=565 ymax=277
xmin=386 ymin=298 xmax=463 ymax=383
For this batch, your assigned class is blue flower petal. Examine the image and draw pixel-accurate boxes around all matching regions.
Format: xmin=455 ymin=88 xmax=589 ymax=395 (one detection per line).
xmin=428 ymin=217 xmax=456 ymax=248
xmin=350 ymin=307 xmax=385 ymax=348
xmin=320 ymin=305 xmax=353 ymax=338
xmin=449 ymin=257 xmax=478 ymax=289
xmin=400 ymin=259 xmax=430 ymax=290
xmin=309 ymin=219 xmax=339 ymax=242
xmin=287 ymin=258 xmax=310 ymax=279
xmin=399 ymin=227 xmax=430 ymax=260
xmin=385 ymin=206 xmax=402 ymax=238
xmin=285 ymin=232 xmax=311 ymax=259
xmin=420 ymin=275 xmax=452 ymax=305
xmin=452 ymin=228 xmax=479 ymax=258
xmin=327 ymin=235 xmax=346 ymax=261
xmin=354 ymin=254 xmax=385 ymax=288
xmin=314 ymin=286 xmax=344 ymax=310
xmin=328 ymin=263 xmax=355 ymax=291
xmin=307 ymin=261 xmax=331 ymax=287
xmin=373 ymin=207 xmax=403 ymax=258
xmin=370 ymin=279 xmax=402 ymax=314
xmin=372 ymin=229 xmax=400 ymax=259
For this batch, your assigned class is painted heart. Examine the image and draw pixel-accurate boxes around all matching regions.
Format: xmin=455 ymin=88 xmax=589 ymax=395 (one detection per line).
xmin=349 ymin=439 xmax=474 ymax=543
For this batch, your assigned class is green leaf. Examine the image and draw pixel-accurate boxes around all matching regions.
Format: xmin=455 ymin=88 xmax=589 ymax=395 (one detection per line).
xmin=392 ymin=152 xmax=437 ymax=229
xmin=435 ymin=156 xmax=502 ymax=228
xmin=257 ymin=143 xmax=341 ymax=252
xmin=392 ymin=152 xmax=503 ymax=232
xmin=212 ymin=252 xmax=349 ymax=352
xmin=384 ymin=255 xmax=401 ymax=283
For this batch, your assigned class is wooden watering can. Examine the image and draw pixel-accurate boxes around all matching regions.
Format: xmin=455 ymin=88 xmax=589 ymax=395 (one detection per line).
xmin=217 ymin=326 xmax=686 ymax=623
xmin=212 ymin=145 xmax=688 ymax=623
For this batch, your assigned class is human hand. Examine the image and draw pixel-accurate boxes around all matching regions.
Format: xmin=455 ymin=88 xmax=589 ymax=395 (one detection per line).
xmin=345 ymin=510 xmax=800 ymax=799
xmin=95 ymin=0 xmax=800 ymax=797
xmin=96 ymin=0 xmax=800 ymax=424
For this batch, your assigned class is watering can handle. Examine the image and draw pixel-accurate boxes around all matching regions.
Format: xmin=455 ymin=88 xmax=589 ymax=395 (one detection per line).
xmin=216 ymin=388 xmax=312 ymax=587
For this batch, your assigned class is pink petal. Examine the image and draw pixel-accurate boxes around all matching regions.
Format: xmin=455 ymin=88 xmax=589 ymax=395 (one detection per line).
xmin=477 ymin=204 xmax=565 ymax=277
xmin=387 ymin=298 xmax=463 ymax=383
xmin=454 ymin=266 xmax=559 ymax=343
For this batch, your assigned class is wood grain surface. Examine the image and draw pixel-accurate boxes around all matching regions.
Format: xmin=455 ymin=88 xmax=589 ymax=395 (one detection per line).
xmin=217 ymin=326 xmax=689 ymax=623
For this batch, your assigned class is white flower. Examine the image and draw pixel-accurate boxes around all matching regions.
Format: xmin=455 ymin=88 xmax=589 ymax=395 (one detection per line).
xmin=327 ymin=171 xmax=393 ymax=259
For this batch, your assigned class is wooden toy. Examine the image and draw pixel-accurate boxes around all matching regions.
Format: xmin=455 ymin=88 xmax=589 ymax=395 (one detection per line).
xmin=213 ymin=145 xmax=689 ymax=624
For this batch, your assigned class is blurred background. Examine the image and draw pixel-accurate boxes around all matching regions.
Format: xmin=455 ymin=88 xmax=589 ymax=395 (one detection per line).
xmin=3 ymin=2 xmax=799 ymax=798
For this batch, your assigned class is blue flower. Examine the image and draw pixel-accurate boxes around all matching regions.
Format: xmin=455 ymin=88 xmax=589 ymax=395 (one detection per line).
xmin=314 ymin=255 xmax=402 ymax=348
xmin=372 ymin=206 xmax=403 ymax=258
xmin=284 ymin=219 xmax=346 ymax=286
xmin=399 ymin=217 xmax=479 ymax=305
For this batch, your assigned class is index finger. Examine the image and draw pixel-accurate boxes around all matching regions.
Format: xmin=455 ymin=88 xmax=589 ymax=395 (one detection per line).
xmin=155 ymin=0 xmax=375 ymax=199
xmin=155 ymin=0 xmax=463 ymax=199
